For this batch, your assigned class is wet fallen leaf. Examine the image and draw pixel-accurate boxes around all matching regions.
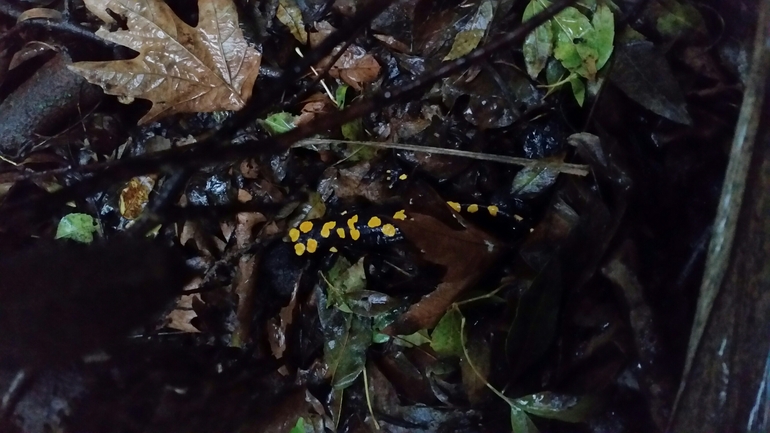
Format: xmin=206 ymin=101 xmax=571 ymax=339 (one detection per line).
xmin=510 ymin=157 xmax=563 ymax=198
xmin=522 ymin=0 xmax=553 ymax=78
xmin=323 ymin=310 xmax=371 ymax=389
xmin=277 ymin=0 xmax=308 ymax=44
xmin=610 ymin=40 xmax=692 ymax=124
xmin=386 ymin=213 xmax=501 ymax=335
xmin=443 ymin=0 xmax=494 ymax=61
xmin=69 ymin=0 xmax=261 ymax=124
xmin=55 ymin=213 xmax=98 ymax=243
xmin=512 ymin=392 xmax=597 ymax=423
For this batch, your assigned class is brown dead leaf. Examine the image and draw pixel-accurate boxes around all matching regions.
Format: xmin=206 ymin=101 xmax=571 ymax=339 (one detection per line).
xmin=384 ymin=213 xmax=501 ymax=335
xmin=69 ymin=0 xmax=261 ymax=124
xmin=310 ymin=21 xmax=380 ymax=91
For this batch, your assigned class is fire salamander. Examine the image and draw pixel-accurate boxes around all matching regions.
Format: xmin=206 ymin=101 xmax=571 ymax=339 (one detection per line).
xmin=285 ymin=201 xmax=524 ymax=257
xmin=287 ymin=209 xmax=407 ymax=256
xmin=284 ymin=162 xmax=531 ymax=256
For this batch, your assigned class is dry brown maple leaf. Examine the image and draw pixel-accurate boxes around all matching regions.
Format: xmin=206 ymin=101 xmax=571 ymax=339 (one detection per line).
xmin=68 ymin=0 xmax=261 ymax=124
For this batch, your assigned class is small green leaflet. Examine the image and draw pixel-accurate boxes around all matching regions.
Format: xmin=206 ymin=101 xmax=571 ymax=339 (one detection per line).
xmin=288 ymin=417 xmax=306 ymax=433
xmin=263 ymin=112 xmax=296 ymax=135
xmin=56 ymin=213 xmax=98 ymax=243
xmin=335 ymin=85 xmax=348 ymax=108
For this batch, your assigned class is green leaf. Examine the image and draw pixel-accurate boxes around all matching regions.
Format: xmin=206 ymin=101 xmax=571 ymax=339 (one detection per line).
xmin=263 ymin=112 xmax=296 ymax=135
xmin=335 ymin=85 xmax=348 ymax=108
xmin=512 ymin=392 xmax=597 ymax=423
xmin=326 ymin=257 xmax=367 ymax=312
xmin=55 ymin=213 xmax=98 ymax=244
xmin=430 ymin=309 xmax=464 ymax=357
xmin=443 ymin=0 xmax=495 ymax=61
xmin=591 ymin=3 xmax=615 ymax=70
xmin=510 ymin=405 xmax=540 ymax=433
xmin=522 ymin=0 xmax=553 ymax=79
xmin=288 ymin=416 xmax=306 ymax=433
xmin=569 ymin=74 xmax=585 ymax=106
xmin=326 ymin=313 xmax=371 ymax=389
xmin=551 ymin=7 xmax=596 ymax=79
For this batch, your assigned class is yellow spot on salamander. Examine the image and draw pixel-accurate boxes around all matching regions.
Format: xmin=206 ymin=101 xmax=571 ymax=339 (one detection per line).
xmin=329 ymin=246 xmax=338 ymax=253
xmin=299 ymin=221 xmax=313 ymax=233
xmin=398 ymin=173 xmax=407 ymax=180
xmin=447 ymin=201 xmax=461 ymax=212
xmin=347 ymin=215 xmax=359 ymax=230
xmin=336 ymin=228 xmax=346 ymax=238
xmin=514 ymin=214 xmax=524 ymax=222
xmin=368 ymin=216 xmax=382 ymax=228
xmin=321 ymin=221 xmax=336 ymax=238
xmin=381 ymin=224 xmax=397 ymax=237
xmin=487 ymin=205 xmax=499 ymax=217
xmin=393 ymin=209 xmax=406 ymax=220
xmin=306 ymin=238 xmax=318 ymax=253
xmin=467 ymin=204 xmax=479 ymax=213
xmin=289 ymin=228 xmax=300 ymax=242
xmin=350 ymin=228 xmax=361 ymax=240
xmin=294 ymin=243 xmax=306 ymax=256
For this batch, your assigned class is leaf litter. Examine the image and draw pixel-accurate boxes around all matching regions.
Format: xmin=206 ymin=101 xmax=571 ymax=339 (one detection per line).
xmin=0 ymin=0 xmax=749 ymax=432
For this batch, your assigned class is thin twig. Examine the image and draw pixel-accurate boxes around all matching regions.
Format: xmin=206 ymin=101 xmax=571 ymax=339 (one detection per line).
xmin=293 ymin=138 xmax=590 ymax=176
